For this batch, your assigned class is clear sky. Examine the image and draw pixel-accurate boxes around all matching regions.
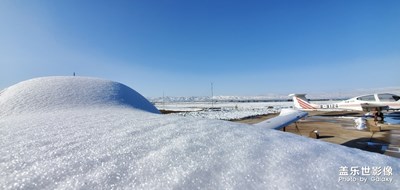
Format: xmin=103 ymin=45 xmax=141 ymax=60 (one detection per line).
xmin=1 ymin=0 xmax=399 ymax=97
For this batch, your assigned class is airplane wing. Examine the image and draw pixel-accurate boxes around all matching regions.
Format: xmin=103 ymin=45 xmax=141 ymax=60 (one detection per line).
xmin=253 ymin=108 xmax=308 ymax=129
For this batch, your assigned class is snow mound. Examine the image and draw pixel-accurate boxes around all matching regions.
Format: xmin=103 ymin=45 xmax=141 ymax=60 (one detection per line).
xmin=1 ymin=109 xmax=399 ymax=189
xmin=0 ymin=76 xmax=159 ymax=116
xmin=0 ymin=77 xmax=399 ymax=189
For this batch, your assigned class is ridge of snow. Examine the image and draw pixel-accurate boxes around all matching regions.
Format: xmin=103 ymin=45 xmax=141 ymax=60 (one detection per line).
xmin=0 ymin=77 xmax=399 ymax=189
xmin=1 ymin=108 xmax=399 ymax=189
xmin=0 ymin=76 xmax=160 ymax=116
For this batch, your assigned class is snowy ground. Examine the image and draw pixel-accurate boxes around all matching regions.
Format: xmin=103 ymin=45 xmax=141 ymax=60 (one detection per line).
xmin=155 ymin=101 xmax=330 ymax=120
xmin=156 ymin=102 xmax=287 ymax=120
xmin=173 ymin=107 xmax=275 ymax=120
xmin=1 ymin=77 xmax=399 ymax=189
xmin=156 ymin=100 xmax=400 ymax=125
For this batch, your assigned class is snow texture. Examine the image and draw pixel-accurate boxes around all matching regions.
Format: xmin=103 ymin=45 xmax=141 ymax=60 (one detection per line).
xmin=0 ymin=76 xmax=160 ymax=116
xmin=0 ymin=76 xmax=399 ymax=190
xmin=148 ymin=87 xmax=400 ymax=102
xmin=155 ymin=101 xmax=292 ymax=120
xmin=173 ymin=107 xmax=274 ymax=120
xmin=354 ymin=118 xmax=367 ymax=130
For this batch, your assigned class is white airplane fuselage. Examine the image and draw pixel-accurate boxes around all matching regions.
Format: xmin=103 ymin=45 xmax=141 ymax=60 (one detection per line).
xmin=290 ymin=93 xmax=400 ymax=112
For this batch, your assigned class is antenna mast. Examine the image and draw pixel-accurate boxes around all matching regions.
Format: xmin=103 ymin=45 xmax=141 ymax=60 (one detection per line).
xmin=211 ymin=82 xmax=214 ymax=108
xmin=162 ymin=91 xmax=165 ymax=110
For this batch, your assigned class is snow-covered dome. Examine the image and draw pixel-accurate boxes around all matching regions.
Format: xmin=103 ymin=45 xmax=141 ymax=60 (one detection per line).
xmin=1 ymin=77 xmax=400 ymax=189
xmin=0 ymin=76 xmax=160 ymax=116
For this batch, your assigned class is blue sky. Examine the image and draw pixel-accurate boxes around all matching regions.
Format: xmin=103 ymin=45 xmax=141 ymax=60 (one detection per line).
xmin=1 ymin=0 xmax=399 ymax=97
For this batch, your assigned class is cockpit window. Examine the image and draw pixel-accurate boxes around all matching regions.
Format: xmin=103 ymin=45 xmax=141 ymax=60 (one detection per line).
xmin=356 ymin=95 xmax=376 ymax=101
xmin=378 ymin=93 xmax=400 ymax=102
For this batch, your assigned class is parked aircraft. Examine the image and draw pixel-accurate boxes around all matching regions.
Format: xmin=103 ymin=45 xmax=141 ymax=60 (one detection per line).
xmin=289 ymin=93 xmax=400 ymax=112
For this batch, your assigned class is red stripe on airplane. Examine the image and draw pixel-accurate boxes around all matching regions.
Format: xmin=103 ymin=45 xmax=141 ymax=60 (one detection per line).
xmin=296 ymin=97 xmax=315 ymax=109
xmin=295 ymin=97 xmax=309 ymax=109
xmin=298 ymin=98 xmax=316 ymax=109
xmin=299 ymin=102 xmax=314 ymax=109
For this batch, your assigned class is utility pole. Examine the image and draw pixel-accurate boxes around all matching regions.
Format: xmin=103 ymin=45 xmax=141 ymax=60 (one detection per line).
xmin=211 ymin=82 xmax=214 ymax=108
xmin=162 ymin=91 xmax=165 ymax=110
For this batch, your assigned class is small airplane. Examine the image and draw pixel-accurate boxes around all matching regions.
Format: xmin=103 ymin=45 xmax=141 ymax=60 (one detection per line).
xmin=289 ymin=93 xmax=400 ymax=112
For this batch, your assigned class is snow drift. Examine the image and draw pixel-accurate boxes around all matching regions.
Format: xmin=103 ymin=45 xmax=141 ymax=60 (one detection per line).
xmin=0 ymin=76 xmax=160 ymax=116
xmin=0 ymin=76 xmax=399 ymax=189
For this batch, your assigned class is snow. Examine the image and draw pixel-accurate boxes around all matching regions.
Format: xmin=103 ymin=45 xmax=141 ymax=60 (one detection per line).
xmin=354 ymin=118 xmax=367 ymax=130
xmin=1 ymin=76 xmax=399 ymax=189
xmin=155 ymin=101 xmax=293 ymax=120
xmin=174 ymin=107 xmax=273 ymax=120
xmin=0 ymin=76 xmax=160 ymax=116
xmin=149 ymin=95 xmax=292 ymax=102
xmin=148 ymin=86 xmax=400 ymax=102
xmin=156 ymin=101 xmax=293 ymax=111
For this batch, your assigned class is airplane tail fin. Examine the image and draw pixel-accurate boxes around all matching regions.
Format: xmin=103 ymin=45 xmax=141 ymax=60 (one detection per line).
xmin=289 ymin=94 xmax=318 ymax=110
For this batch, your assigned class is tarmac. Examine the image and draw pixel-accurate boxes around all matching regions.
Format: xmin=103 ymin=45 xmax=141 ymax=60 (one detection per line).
xmin=235 ymin=111 xmax=400 ymax=158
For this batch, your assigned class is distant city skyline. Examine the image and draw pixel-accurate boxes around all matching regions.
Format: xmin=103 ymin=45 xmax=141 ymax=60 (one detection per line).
xmin=1 ymin=1 xmax=399 ymax=97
